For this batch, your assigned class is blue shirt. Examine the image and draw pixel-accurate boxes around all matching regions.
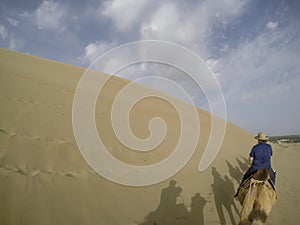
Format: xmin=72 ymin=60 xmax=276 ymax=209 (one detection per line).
xmin=249 ymin=142 xmax=272 ymax=169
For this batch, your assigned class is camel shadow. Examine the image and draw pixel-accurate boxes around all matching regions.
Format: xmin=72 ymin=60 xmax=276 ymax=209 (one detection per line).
xmin=226 ymin=156 xmax=252 ymax=186
xmin=140 ymin=180 xmax=207 ymax=225
xmin=226 ymin=160 xmax=244 ymax=184
xmin=211 ymin=167 xmax=239 ymax=225
xmin=236 ymin=156 xmax=251 ymax=172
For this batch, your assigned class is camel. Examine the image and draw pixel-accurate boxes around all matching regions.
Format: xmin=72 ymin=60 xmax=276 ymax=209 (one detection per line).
xmin=237 ymin=168 xmax=278 ymax=225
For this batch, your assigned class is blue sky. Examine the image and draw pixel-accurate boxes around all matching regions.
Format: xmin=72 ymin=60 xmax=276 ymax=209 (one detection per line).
xmin=0 ymin=0 xmax=299 ymax=135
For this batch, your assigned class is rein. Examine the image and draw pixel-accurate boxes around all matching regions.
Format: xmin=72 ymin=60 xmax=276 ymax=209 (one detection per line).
xmin=245 ymin=179 xmax=267 ymax=200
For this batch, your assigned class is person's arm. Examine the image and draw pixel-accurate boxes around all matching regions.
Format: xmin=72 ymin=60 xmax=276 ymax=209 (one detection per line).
xmin=271 ymin=145 xmax=273 ymax=156
xmin=249 ymin=156 xmax=254 ymax=163
xmin=249 ymin=147 xmax=255 ymax=164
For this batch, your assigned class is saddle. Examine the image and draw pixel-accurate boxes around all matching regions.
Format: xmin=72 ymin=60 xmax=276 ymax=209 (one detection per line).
xmin=241 ymin=169 xmax=276 ymax=192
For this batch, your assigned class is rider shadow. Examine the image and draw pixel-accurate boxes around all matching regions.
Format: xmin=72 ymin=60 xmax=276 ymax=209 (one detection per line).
xmin=226 ymin=160 xmax=244 ymax=184
xmin=236 ymin=156 xmax=251 ymax=172
xmin=189 ymin=193 xmax=207 ymax=225
xmin=211 ymin=167 xmax=239 ymax=225
xmin=140 ymin=180 xmax=207 ymax=225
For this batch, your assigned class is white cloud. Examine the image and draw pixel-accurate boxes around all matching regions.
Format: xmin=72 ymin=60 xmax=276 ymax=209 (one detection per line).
xmin=206 ymin=59 xmax=219 ymax=73
xmin=81 ymin=41 xmax=119 ymax=65
xmin=266 ymin=21 xmax=278 ymax=30
xmin=100 ymin=0 xmax=249 ymax=48
xmin=140 ymin=3 xmax=200 ymax=44
xmin=0 ymin=25 xmax=8 ymax=40
xmin=7 ymin=35 xmax=23 ymax=51
xmin=9 ymin=38 xmax=17 ymax=50
xmin=89 ymin=0 xmax=251 ymax=59
xmin=211 ymin=25 xmax=299 ymax=102
xmin=82 ymin=0 xmax=251 ymax=109
xmin=19 ymin=11 xmax=30 ymax=18
xmin=34 ymin=0 xmax=65 ymax=30
xmin=102 ymin=0 xmax=151 ymax=31
xmin=7 ymin=18 xmax=19 ymax=26
xmin=139 ymin=0 xmax=249 ymax=56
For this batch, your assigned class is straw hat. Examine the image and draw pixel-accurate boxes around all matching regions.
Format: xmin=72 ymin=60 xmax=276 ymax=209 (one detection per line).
xmin=255 ymin=131 xmax=269 ymax=141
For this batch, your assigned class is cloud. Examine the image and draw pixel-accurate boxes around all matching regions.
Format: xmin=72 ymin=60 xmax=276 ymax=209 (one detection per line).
xmin=85 ymin=0 xmax=250 ymax=60
xmin=266 ymin=21 xmax=278 ymax=30
xmin=81 ymin=41 xmax=119 ymax=65
xmin=0 ymin=25 xmax=8 ymax=40
xmin=210 ymin=24 xmax=300 ymax=102
xmin=140 ymin=3 xmax=199 ymax=44
xmin=19 ymin=11 xmax=30 ymax=19
xmin=102 ymin=0 xmax=151 ymax=32
xmin=79 ymin=0 xmax=297 ymax=109
xmin=7 ymin=18 xmax=19 ymax=26
xmin=9 ymin=37 xmax=17 ymax=50
xmin=139 ymin=0 xmax=250 ymax=56
xmin=6 ymin=33 xmax=24 ymax=51
xmin=80 ymin=0 xmax=251 ymax=110
xmin=34 ymin=0 xmax=66 ymax=30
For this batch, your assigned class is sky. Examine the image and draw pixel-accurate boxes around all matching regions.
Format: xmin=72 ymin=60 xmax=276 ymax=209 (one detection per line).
xmin=0 ymin=0 xmax=299 ymax=136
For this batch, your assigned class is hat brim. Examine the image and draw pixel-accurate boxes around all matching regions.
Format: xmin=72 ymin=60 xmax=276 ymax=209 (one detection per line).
xmin=255 ymin=136 xmax=269 ymax=141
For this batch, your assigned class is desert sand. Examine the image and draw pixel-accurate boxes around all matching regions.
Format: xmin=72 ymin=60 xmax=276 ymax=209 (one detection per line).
xmin=0 ymin=48 xmax=299 ymax=225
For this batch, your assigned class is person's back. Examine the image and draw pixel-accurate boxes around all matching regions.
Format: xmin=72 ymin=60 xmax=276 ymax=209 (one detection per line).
xmin=250 ymin=142 xmax=272 ymax=170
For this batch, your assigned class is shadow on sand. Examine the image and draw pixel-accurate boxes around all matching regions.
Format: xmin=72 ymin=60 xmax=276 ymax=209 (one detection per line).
xmin=226 ymin=160 xmax=244 ymax=184
xmin=211 ymin=167 xmax=239 ymax=225
xmin=221 ymin=157 xmax=255 ymax=224
xmin=140 ymin=157 xmax=251 ymax=225
xmin=236 ymin=156 xmax=251 ymax=172
xmin=226 ymin=156 xmax=251 ymax=185
xmin=140 ymin=180 xmax=207 ymax=225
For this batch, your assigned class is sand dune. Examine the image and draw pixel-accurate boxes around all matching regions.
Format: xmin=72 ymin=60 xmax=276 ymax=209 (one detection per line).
xmin=0 ymin=48 xmax=299 ymax=224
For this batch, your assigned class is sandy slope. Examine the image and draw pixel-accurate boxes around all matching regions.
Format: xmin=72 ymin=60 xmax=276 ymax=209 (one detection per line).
xmin=0 ymin=48 xmax=298 ymax=225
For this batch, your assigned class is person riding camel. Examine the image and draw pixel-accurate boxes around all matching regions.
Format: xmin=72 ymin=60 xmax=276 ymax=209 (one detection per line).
xmin=234 ymin=131 xmax=276 ymax=197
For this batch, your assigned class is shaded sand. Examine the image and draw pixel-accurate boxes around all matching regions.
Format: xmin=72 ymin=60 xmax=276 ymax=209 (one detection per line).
xmin=0 ymin=48 xmax=299 ymax=224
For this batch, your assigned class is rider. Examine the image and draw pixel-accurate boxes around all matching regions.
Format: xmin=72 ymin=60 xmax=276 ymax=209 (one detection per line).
xmin=234 ymin=131 xmax=276 ymax=197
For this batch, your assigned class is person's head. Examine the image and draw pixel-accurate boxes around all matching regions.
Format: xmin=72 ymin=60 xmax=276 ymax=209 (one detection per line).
xmin=255 ymin=131 xmax=269 ymax=143
xmin=169 ymin=180 xmax=177 ymax=187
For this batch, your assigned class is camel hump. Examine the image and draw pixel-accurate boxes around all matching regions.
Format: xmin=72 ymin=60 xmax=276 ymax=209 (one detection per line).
xmin=252 ymin=168 xmax=270 ymax=181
